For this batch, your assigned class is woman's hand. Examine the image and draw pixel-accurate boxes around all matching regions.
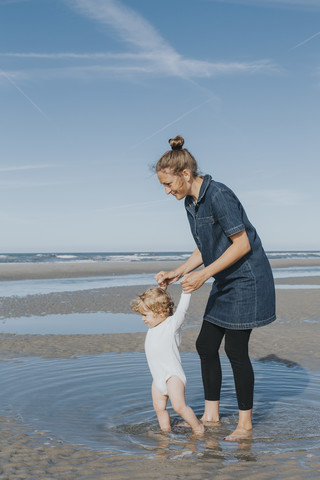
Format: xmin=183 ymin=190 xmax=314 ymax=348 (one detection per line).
xmin=180 ymin=270 xmax=208 ymax=293
xmin=154 ymin=270 xmax=181 ymax=290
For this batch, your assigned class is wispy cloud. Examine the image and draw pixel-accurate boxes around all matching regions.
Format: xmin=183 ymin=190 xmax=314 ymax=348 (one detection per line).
xmin=292 ymin=31 xmax=320 ymax=49
xmin=0 ymin=52 xmax=143 ymax=60
xmin=0 ymin=164 xmax=56 ymax=172
xmin=1 ymin=57 xmax=278 ymax=81
xmin=0 ymin=0 xmax=279 ymax=85
xmin=130 ymin=97 xmax=218 ymax=150
xmin=57 ymin=0 xmax=277 ymax=79
xmin=0 ymin=0 xmax=279 ymax=84
xmin=0 ymin=70 xmax=48 ymax=118
xmin=206 ymin=0 xmax=320 ymax=10
xmin=0 ymin=180 xmax=66 ymax=189
xmin=0 ymin=0 xmax=29 ymax=4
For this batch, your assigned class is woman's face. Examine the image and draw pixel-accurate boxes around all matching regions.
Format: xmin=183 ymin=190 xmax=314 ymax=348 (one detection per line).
xmin=157 ymin=169 xmax=190 ymax=200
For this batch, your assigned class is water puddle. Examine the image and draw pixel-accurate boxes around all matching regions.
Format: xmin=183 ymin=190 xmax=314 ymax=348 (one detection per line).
xmin=0 ymin=311 xmax=147 ymax=335
xmin=0 ymin=353 xmax=318 ymax=460
xmin=0 ymin=274 xmax=154 ymax=297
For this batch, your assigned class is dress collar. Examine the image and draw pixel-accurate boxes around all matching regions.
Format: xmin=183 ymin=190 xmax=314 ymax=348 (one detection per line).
xmin=185 ymin=174 xmax=212 ymax=207
xmin=197 ymin=174 xmax=212 ymax=204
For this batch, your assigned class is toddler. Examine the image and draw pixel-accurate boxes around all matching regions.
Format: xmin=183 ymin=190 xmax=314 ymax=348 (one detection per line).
xmin=131 ymin=287 xmax=204 ymax=435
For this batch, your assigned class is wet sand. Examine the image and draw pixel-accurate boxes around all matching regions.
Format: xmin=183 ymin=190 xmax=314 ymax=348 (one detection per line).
xmin=0 ymin=258 xmax=319 ymax=479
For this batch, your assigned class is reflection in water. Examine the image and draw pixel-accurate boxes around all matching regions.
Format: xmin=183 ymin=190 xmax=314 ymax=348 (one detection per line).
xmin=0 ymin=311 xmax=147 ymax=335
xmin=0 ymin=353 xmax=318 ymax=464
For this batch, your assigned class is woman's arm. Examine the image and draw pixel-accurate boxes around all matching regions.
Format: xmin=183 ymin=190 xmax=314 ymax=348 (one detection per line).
xmin=155 ymin=248 xmax=203 ymax=289
xmin=181 ymin=230 xmax=251 ymax=293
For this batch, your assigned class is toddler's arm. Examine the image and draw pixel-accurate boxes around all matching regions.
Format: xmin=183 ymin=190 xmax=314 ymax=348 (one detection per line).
xmin=172 ymin=292 xmax=191 ymax=329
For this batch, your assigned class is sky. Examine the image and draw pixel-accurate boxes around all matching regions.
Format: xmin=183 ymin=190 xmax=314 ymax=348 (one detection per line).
xmin=0 ymin=0 xmax=319 ymax=253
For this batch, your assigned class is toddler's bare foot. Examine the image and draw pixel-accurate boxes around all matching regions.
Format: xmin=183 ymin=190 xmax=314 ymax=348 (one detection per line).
xmin=223 ymin=427 xmax=252 ymax=442
xmin=193 ymin=422 xmax=205 ymax=436
xmin=160 ymin=427 xmax=172 ymax=434
xmin=176 ymin=421 xmax=191 ymax=427
xmin=176 ymin=421 xmax=205 ymax=435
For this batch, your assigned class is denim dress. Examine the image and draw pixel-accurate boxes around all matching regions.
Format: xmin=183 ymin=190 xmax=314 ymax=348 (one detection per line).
xmin=185 ymin=175 xmax=276 ymax=330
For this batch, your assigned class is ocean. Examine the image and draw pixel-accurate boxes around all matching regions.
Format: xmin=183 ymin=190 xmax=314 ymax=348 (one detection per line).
xmin=1 ymin=250 xmax=320 ymax=264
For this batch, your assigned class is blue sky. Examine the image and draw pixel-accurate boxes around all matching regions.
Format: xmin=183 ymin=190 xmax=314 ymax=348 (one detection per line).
xmin=0 ymin=0 xmax=319 ymax=253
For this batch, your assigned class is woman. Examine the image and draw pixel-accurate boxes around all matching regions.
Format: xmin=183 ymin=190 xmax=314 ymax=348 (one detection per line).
xmin=154 ymin=135 xmax=276 ymax=441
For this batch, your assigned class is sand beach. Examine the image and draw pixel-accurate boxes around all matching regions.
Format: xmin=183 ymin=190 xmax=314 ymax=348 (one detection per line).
xmin=0 ymin=258 xmax=319 ymax=479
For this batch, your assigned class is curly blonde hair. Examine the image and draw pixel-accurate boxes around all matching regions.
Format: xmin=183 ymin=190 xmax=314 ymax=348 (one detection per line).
xmin=131 ymin=287 xmax=174 ymax=317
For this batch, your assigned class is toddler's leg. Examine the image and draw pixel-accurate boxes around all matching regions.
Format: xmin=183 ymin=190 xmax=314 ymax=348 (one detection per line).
xmin=167 ymin=376 xmax=204 ymax=435
xmin=151 ymin=382 xmax=171 ymax=432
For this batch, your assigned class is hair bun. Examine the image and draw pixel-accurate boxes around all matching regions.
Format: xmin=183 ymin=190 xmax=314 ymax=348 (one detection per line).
xmin=169 ymin=135 xmax=184 ymax=150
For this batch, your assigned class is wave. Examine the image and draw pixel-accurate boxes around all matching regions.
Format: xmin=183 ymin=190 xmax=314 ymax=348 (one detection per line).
xmin=267 ymin=251 xmax=320 ymax=259
xmin=0 ymin=250 xmax=319 ymax=264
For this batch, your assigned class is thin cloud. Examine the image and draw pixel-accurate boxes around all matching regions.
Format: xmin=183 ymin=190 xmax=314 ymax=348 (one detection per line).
xmin=292 ymin=31 xmax=320 ymax=49
xmin=0 ymin=52 xmax=143 ymax=60
xmin=0 ymin=57 xmax=279 ymax=82
xmin=0 ymin=0 xmax=279 ymax=83
xmin=206 ymin=0 xmax=320 ymax=10
xmin=0 ymin=0 xmax=30 ymax=4
xmin=0 ymin=164 xmax=56 ymax=172
xmin=64 ymin=0 xmax=278 ymax=79
xmin=0 ymin=52 xmax=278 ymax=75
xmin=0 ymin=179 xmax=75 ymax=189
xmin=130 ymin=97 xmax=218 ymax=150
xmin=69 ymin=0 xmax=176 ymax=54
xmin=0 ymin=70 xmax=49 ymax=118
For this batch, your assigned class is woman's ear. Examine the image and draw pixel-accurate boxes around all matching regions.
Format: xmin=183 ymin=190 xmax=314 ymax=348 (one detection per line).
xmin=182 ymin=169 xmax=192 ymax=181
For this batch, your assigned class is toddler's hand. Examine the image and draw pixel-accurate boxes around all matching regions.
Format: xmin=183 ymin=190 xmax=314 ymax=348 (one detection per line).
xmin=154 ymin=270 xmax=180 ymax=289
xmin=154 ymin=271 xmax=168 ymax=290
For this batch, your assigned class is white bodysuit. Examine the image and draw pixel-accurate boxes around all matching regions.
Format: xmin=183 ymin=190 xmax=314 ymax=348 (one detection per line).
xmin=144 ymin=292 xmax=191 ymax=395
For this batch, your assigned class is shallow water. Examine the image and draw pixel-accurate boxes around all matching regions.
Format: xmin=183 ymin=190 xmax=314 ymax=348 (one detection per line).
xmin=0 ymin=353 xmax=319 ymax=462
xmin=1 ymin=266 xmax=320 ymax=298
xmin=0 ymin=311 xmax=147 ymax=335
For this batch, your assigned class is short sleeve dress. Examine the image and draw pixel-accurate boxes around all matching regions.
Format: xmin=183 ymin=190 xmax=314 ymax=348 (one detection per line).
xmin=185 ymin=175 xmax=276 ymax=330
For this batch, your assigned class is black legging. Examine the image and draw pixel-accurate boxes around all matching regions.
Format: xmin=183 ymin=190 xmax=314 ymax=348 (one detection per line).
xmin=196 ymin=320 xmax=254 ymax=410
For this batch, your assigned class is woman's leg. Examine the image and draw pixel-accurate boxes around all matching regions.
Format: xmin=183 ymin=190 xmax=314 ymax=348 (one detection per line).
xmin=151 ymin=382 xmax=171 ymax=432
xmin=224 ymin=328 xmax=254 ymax=440
xmin=196 ymin=321 xmax=225 ymax=423
xmin=167 ymin=376 xmax=204 ymax=434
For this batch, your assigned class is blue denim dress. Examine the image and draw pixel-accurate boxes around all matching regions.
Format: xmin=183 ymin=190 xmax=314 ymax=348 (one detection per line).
xmin=185 ymin=175 xmax=276 ymax=329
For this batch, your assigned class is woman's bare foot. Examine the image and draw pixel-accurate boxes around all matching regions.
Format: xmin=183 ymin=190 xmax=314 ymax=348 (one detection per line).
xmin=200 ymin=418 xmax=221 ymax=427
xmin=223 ymin=427 xmax=252 ymax=442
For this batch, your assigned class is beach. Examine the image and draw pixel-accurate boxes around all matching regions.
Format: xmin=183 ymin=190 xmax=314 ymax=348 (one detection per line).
xmin=0 ymin=257 xmax=319 ymax=479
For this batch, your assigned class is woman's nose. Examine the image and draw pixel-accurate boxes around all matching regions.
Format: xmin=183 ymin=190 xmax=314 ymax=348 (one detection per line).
xmin=165 ymin=186 xmax=171 ymax=195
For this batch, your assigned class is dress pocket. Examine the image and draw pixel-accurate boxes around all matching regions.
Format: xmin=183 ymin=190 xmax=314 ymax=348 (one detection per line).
xmin=197 ymin=215 xmax=215 ymax=226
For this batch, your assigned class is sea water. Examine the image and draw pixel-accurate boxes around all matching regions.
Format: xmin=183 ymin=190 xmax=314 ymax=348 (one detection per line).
xmin=0 ymin=353 xmax=318 ymax=461
xmin=0 ymin=267 xmax=320 ymax=298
